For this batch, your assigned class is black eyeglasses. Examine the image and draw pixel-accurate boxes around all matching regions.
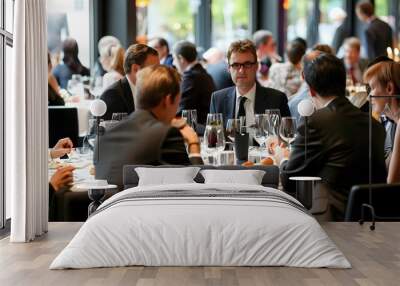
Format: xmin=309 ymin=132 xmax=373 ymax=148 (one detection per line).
xmin=229 ymin=61 xmax=257 ymax=70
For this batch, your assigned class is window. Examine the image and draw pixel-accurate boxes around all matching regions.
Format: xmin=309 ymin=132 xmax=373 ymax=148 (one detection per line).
xmin=136 ymin=0 xmax=195 ymax=46
xmin=287 ymin=0 xmax=310 ymax=42
xmin=318 ymin=0 xmax=345 ymax=45
xmin=47 ymin=0 xmax=90 ymax=68
xmin=211 ymin=0 xmax=249 ymax=51
xmin=1 ymin=0 xmax=14 ymax=230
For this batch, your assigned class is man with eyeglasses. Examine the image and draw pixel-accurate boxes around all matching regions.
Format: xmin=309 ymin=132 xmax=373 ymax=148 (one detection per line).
xmin=210 ymin=39 xmax=290 ymax=127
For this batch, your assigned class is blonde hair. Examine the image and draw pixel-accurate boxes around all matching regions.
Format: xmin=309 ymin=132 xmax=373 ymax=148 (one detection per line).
xmin=364 ymin=61 xmax=400 ymax=93
xmin=110 ymin=46 xmax=125 ymax=76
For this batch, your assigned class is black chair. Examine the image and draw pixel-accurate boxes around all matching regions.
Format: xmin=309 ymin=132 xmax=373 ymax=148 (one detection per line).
xmin=48 ymin=106 xmax=79 ymax=147
xmin=345 ymin=183 xmax=400 ymax=221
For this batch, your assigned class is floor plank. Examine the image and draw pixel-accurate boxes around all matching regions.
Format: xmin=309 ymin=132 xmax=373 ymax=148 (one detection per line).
xmin=1 ymin=222 xmax=400 ymax=286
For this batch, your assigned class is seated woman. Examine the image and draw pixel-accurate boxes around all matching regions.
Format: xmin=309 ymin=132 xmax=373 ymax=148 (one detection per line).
xmin=102 ymin=46 xmax=125 ymax=89
xmin=267 ymin=40 xmax=306 ymax=97
xmin=364 ymin=61 xmax=400 ymax=167
xmin=95 ymin=65 xmax=203 ymax=188
xmin=48 ymin=53 xmax=65 ymax=106
xmin=52 ymin=38 xmax=90 ymax=89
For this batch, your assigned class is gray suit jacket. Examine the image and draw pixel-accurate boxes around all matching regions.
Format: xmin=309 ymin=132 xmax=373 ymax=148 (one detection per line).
xmin=95 ymin=109 xmax=203 ymax=187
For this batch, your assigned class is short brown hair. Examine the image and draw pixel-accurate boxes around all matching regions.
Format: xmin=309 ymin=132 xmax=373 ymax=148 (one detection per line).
xmin=287 ymin=41 xmax=306 ymax=65
xmin=343 ymin=37 xmax=361 ymax=52
xmin=227 ymin=40 xmax=257 ymax=64
xmin=136 ymin=65 xmax=181 ymax=110
xmin=312 ymin=44 xmax=334 ymax=55
xmin=123 ymin=44 xmax=158 ymax=74
xmin=364 ymin=61 xmax=400 ymax=93
xmin=357 ymin=1 xmax=374 ymax=17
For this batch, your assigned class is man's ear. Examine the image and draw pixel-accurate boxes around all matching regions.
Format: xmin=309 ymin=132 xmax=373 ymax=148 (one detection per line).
xmin=131 ymin=63 xmax=140 ymax=74
xmin=387 ymin=81 xmax=395 ymax=95
xmin=301 ymin=71 xmax=305 ymax=80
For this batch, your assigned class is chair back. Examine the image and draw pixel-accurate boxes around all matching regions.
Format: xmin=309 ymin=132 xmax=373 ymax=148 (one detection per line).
xmin=48 ymin=106 xmax=79 ymax=147
xmin=345 ymin=183 xmax=400 ymax=221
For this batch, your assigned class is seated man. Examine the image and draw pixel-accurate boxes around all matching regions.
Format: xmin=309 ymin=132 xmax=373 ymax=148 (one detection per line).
xmin=279 ymin=53 xmax=387 ymax=218
xmin=342 ymin=37 xmax=368 ymax=85
xmin=95 ymin=65 xmax=203 ymax=188
xmin=100 ymin=44 xmax=159 ymax=120
xmin=210 ymin=39 xmax=290 ymax=128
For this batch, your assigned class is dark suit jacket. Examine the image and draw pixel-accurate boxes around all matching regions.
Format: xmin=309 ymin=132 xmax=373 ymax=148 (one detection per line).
xmin=332 ymin=21 xmax=349 ymax=54
xmin=95 ymin=109 xmax=203 ymax=187
xmin=209 ymin=83 xmax=291 ymax=127
xmin=281 ymin=96 xmax=387 ymax=197
xmin=178 ymin=63 xmax=216 ymax=124
xmin=100 ymin=77 xmax=134 ymax=121
xmin=364 ymin=18 xmax=393 ymax=60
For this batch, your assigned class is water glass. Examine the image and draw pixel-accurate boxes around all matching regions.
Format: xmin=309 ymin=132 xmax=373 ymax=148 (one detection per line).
xmin=226 ymin=118 xmax=242 ymax=143
xmin=182 ymin=109 xmax=197 ymax=129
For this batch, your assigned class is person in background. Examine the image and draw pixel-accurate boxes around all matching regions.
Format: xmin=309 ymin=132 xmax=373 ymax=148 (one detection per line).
xmin=342 ymin=37 xmax=368 ymax=85
xmin=102 ymin=46 xmax=125 ymax=90
xmin=173 ymin=41 xmax=216 ymax=125
xmin=52 ymin=38 xmax=90 ymax=89
xmin=267 ymin=40 xmax=306 ymax=97
xmin=288 ymin=44 xmax=335 ymax=122
xmin=100 ymin=44 xmax=159 ymax=121
xmin=48 ymin=52 xmax=65 ymax=106
xmin=93 ymin=35 xmax=121 ymax=78
xmin=330 ymin=7 xmax=349 ymax=55
xmin=356 ymin=0 xmax=393 ymax=60
xmin=210 ymin=40 xmax=290 ymax=128
xmin=279 ymin=53 xmax=386 ymax=220
xmin=148 ymin=37 xmax=174 ymax=67
xmin=48 ymin=138 xmax=75 ymax=221
xmin=363 ymin=61 xmax=400 ymax=168
xmin=202 ymin=47 xmax=234 ymax=91
xmin=95 ymin=65 xmax=203 ymax=188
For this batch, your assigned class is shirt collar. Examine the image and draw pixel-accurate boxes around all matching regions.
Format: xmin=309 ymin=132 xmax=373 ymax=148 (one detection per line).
xmin=236 ymin=83 xmax=256 ymax=102
xmin=322 ymin=97 xmax=337 ymax=108
xmin=185 ymin=61 xmax=198 ymax=72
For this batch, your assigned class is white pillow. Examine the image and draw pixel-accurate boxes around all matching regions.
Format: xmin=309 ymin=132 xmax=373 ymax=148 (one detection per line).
xmin=200 ymin=169 xmax=265 ymax=185
xmin=135 ymin=167 xmax=200 ymax=186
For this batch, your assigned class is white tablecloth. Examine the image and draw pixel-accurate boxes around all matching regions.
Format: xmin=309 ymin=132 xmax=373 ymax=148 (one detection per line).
xmin=65 ymin=100 xmax=93 ymax=136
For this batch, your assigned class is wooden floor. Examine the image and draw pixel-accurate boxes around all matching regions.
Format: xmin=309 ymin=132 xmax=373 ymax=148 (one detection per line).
xmin=0 ymin=222 xmax=399 ymax=286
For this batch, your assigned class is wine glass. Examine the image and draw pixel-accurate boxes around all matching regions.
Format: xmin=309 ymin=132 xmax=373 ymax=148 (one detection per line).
xmin=182 ymin=109 xmax=197 ymax=130
xmin=111 ymin=113 xmax=128 ymax=121
xmin=204 ymin=113 xmax=225 ymax=165
xmin=225 ymin=119 xmax=242 ymax=143
xmin=279 ymin=117 xmax=297 ymax=150
xmin=253 ymin=114 xmax=268 ymax=147
xmin=265 ymin=113 xmax=280 ymax=154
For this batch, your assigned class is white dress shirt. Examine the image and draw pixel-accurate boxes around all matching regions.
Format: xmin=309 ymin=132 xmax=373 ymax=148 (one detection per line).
xmin=235 ymin=84 xmax=256 ymax=126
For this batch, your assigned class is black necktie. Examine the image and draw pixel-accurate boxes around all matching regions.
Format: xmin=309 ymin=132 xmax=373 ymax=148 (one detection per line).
xmin=237 ymin=96 xmax=247 ymax=118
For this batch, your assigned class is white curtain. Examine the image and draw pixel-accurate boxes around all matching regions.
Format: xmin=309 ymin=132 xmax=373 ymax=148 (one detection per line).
xmin=7 ymin=0 xmax=48 ymax=242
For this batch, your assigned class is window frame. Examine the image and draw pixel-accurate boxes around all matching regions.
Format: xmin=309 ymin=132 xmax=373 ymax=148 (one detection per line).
xmin=0 ymin=0 xmax=13 ymax=232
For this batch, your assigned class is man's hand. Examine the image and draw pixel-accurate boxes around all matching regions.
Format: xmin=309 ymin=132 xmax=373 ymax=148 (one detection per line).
xmin=271 ymin=143 xmax=290 ymax=165
xmin=171 ymin=118 xmax=200 ymax=154
xmin=50 ymin=165 xmax=75 ymax=191
xmin=50 ymin=137 xmax=73 ymax=159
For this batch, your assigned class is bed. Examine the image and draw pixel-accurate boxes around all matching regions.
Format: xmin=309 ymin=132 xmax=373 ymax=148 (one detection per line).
xmin=50 ymin=165 xmax=350 ymax=269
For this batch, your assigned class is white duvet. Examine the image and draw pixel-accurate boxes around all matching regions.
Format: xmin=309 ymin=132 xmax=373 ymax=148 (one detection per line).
xmin=50 ymin=183 xmax=351 ymax=269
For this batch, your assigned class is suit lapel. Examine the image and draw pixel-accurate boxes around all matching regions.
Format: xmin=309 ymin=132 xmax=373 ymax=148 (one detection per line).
xmin=120 ymin=77 xmax=135 ymax=113
xmin=226 ymin=87 xmax=236 ymax=120
xmin=254 ymin=83 xmax=267 ymax=114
